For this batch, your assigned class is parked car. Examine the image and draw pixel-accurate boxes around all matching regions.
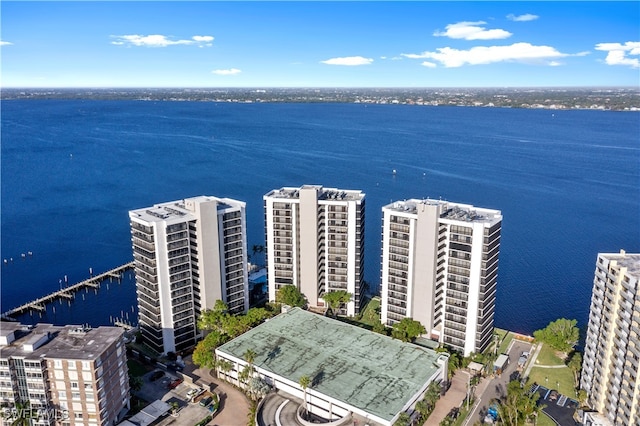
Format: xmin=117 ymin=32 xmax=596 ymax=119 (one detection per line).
xmin=199 ymin=396 xmax=213 ymax=407
xmin=149 ymin=370 xmax=165 ymax=382
xmin=167 ymin=378 xmax=183 ymax=389
xmin=187 ymin=387 xmax=205 ymax=400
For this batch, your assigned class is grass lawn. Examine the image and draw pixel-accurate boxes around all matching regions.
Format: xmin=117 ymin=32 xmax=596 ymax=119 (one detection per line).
xmin=127 ymin=359 xmax=153 ymax=377
xmin=527 ymin=366 xmax=576 ymax=397
xmin=497 ymin=331 xmax=514 ymax=354
xmin=537 ymin=412 xmax=558 ymax=426
xmin=534 ymin=343 xmax=566 ymax=366
xmin=357 ymin=296 xmax=381 ymax=327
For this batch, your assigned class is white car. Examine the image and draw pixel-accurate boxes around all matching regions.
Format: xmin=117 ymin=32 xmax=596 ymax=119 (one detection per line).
xmin=186 ymin=387 xmax=203 ymax=399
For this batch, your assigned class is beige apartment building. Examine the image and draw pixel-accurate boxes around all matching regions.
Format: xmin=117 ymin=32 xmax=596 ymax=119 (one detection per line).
xmin=0 ymin=323 xmax=129 ymax=426
xmin=581 ymin=250 xmax=640 ymax=426
xmin=129 ymin=195 xmax=249 ymax=354
xmin=263 ymin=185 xmax=366 ymax=316
xmin=380 ymin=199 xmax=502 ymax=356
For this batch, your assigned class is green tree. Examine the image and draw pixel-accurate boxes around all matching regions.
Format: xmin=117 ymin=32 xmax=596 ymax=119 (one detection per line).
xmin=299 ymin=375 xmax=311 ymax=415
xmin=276 ymin=285 xmax=306 ymax=307
xmin=372 ymin=320 xmax=388 ymax=335
xmin=192 ymin=330 xmax=228 ymax=369
xmin=391 ymin=317 xmax=426 ymax=342
xmin=239 ymin=365 xmax=251 ymax=389
xmin=7 ymin=400 xmax=30 ymax=426
xmin=567 ymin=351 xmax=583 ymax=388
xmin=393 ymin=411 xmax=411 ymax=426
xmin=533 ymin=318 xmax=580 ymax=354
xmin=577 ymin=389 xmax=588 ymax=407
xmin=129 ymin=375 xmax=143 ymax=392
xmin=414 ymin=399 xmax=431 ymax=420
xmin=423 ymin=381 xmax=441 ymax=412
xmin=198 ymin=300 xmax=230 ymax=333
xmin=243 ymin=307 xmax=273 ymax=328
xmin=322 ymin=290 xmax=352 ymax=318
xmin=218 ymin=359 xmax=233 ymax=382
xmin=496 ymin=380 xmax=543 ymax=426
xmin=244 ymin=348 xmax=257 ymax=376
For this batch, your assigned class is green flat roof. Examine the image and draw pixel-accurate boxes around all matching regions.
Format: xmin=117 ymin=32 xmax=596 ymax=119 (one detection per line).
xmin=217 ymin=307 xmax=444 ymax=422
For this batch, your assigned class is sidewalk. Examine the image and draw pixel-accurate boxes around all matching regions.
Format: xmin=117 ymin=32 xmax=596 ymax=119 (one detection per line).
xmin=191 ymin=366 xmax=252 ymax=426
xmin=424 ymin=372 xmax=467 ymax=425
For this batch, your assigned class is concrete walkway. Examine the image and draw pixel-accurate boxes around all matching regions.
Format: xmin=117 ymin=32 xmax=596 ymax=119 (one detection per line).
xmin=190 ymin=366 xmax=252 ymax=426
xmin=523 ymin=342 xmax=543 ymax=378
xmin=424 ymin=371 xmax=471 ymax=425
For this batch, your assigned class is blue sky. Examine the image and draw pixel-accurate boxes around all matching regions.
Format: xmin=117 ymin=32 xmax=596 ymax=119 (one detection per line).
xmin=1 ymin=1 xmax=639 ymax=88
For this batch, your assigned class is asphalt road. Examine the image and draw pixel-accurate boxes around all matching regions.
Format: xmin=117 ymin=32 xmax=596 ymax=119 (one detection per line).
xmin=465 ymin=339 xmax=533 ymax=425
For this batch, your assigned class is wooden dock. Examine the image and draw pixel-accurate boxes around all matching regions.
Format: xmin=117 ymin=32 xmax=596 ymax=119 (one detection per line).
xmin=1 ymin=261 xmax=135 ymax=320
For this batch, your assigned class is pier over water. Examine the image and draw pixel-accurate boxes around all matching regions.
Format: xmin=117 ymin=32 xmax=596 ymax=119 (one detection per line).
xmin=1 ymin=262 xmax=135 ymax=320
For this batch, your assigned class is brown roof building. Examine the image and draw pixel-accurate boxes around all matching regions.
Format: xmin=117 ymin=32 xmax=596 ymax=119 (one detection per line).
xmin=0 ymin=323 xmax=130 ymax=426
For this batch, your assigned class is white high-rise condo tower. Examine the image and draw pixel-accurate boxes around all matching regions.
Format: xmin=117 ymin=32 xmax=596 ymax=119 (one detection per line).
xmin=263 ymin=185 xmax=365 ymax=316
xmin=129 ymin=196 xmax=248 ymax=354
xmin=380 ymin=199 xmax=502 ymax=356
xmin=580 ymin=250 xmax=640 ymax=426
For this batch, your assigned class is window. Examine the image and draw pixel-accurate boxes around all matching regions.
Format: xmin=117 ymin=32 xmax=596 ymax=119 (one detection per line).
xmin=72 ymin=392 xmax=81 ymax=400
xmin=54 ymin=360 xmax=62 ymax=369
xmin=82 ymin=361 xmax=91 ymax=371
xmin=71 ymin=382 xmax=78 ymax=389
xmin=67 ymin=361 xmax=76 ymax=370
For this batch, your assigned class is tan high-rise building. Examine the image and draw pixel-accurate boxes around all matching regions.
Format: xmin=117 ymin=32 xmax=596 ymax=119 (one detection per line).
xmin=263 ymin=185 xmax=365 ymax=316
xmin=0 ymin=323 xmax=129 ymax=426
xmin=581 ymin=250 xmax=640 ymax=426
xmin=380 ymin=199 xmax=501 ymax=356
xmin=129 ymin=196 xmax=248 ymax=354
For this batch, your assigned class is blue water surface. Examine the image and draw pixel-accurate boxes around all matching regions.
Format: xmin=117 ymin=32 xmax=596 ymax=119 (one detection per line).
xmin=2 ymin=100 xmax=639 ymax=335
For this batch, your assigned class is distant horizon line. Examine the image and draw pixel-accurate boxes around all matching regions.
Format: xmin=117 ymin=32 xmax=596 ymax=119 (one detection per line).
xmin=3 ymin=86 xmax=638 ymax=90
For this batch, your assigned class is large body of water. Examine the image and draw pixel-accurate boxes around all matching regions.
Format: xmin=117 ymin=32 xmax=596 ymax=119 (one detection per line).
xmin=1 ymin=100 xmax=638 ymax=335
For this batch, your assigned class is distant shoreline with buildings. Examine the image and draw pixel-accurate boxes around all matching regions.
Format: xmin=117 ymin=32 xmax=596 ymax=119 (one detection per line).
xmin=3 ymin=87 xmax=639 ymax=111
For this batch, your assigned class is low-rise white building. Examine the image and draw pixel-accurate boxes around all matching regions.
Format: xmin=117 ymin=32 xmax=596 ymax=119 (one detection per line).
xmin=215 ymin=307 xmax=448 ymax=426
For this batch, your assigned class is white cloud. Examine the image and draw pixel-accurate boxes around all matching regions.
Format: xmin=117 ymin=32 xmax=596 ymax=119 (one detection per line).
xmin=507 ymin=13 xmax=539 ymax=22
xmin=212 ymin=68 xmax=241 ymax=75
xmin=433 ymin=21 xmax=512 ymax=40
xmin=421 ymin=61 xmax=437 ymax=68
xmin=111 ymin=34 xmax=214 ymax=47
xmin=403 ymin=43 xmax=570 ymax=67
xmin=0 ymin=40 xmax=13 ymax=46
xmin=320 ymin=56 xmax=373 ymax=66
xmin=192 ymin=36 xmax=213 ymax=42
xmin=595 ymin=41 xmax=640 ymax=68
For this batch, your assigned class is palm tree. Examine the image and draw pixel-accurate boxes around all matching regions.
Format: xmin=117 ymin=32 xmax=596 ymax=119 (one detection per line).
xmin=567 ymin=351 xmax=583 ymax=388
xmin=393 ymin=412 xmax=411 ymax=426
xmin=9 ymin=400 xmax=30 ymax=426
xmin=414 ymin=399 xmax=431 ymax=421
xmin=244 ymin=348 xmax=257 ymax=376
xmin=218 ymin=359 xmax=233 ymax=383
xmin=299 ymin=375 xmax=311 ymax=417
xmin=424 ymin=381 xmax=441 ymax=412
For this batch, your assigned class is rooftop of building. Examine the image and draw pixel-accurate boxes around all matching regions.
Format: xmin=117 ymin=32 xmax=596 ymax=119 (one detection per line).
xmin=264 ymin=185 xmax=365 ymax=202
xmin=383 ymin=198 xmax=501 ymax=224
xmin=601 ymin=250 xmax=640 ymax=277
xmin=216 ymin=307 xmax=446 ymax=422
xmin=0 ymin=323 xmax=123 ymax=361
xmin=129 ymin=195 xmax=243 ymax=223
